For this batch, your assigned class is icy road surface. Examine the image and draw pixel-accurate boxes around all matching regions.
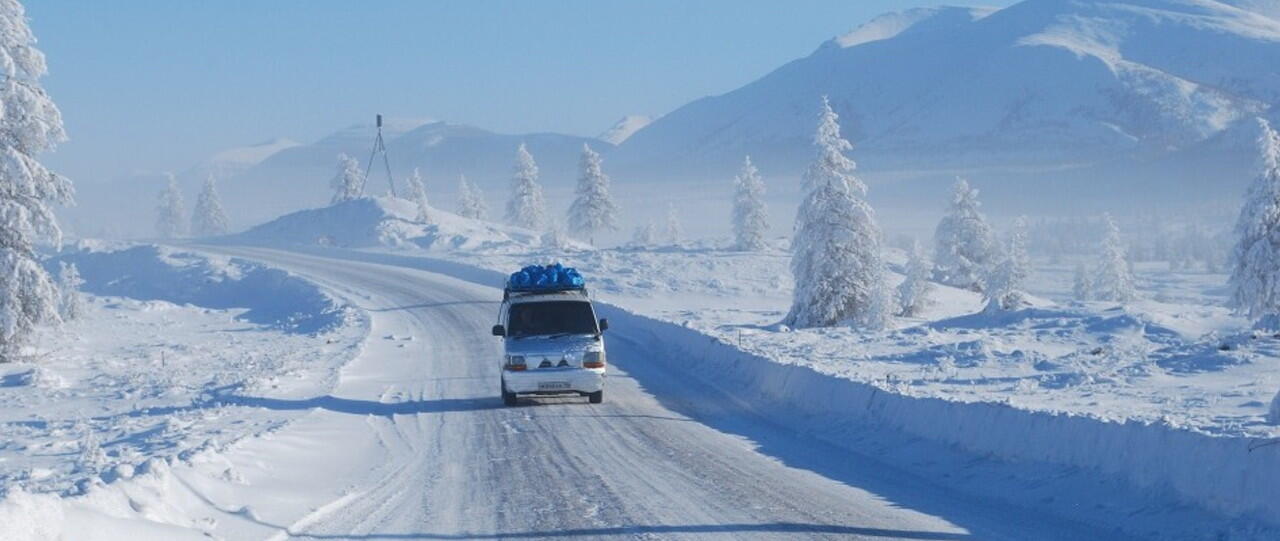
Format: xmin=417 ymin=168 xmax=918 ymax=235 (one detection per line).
xmin=172 ymin=247 xmax=1121 ymax=540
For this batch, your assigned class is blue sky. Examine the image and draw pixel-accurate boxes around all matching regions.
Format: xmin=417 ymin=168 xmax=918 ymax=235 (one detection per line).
xmin=27 ymin=0 xmax=1013 ymax=182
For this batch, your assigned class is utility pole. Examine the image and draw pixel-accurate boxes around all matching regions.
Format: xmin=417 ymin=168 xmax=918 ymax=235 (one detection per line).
xmin=359 ymin=114 xmax=398 ymax=197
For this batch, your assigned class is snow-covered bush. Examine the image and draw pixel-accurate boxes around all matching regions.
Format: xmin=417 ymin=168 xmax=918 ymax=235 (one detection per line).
xmin=457 ymin=175 xmax=488 ymax=220
xmin=191 ymin=174 xmax=229 ymax=237
xmin=0 ymin=0 xmax=72 ymax=360
xmin=569 ymin=143 xmax=620 ymax=245
xmin=632 ymin=222 xmax=657 ymax=247
xmin=984 ymin=216 xmax=1030 ymax=311
xmin=1229 ymin=118 xmax=1280 ymax=321
xmin=933 ymin=178 xmax=997 ymax=292
xmin=57 ymin=262 xmax=84 ymax=321
xmin=506 ymin=143 xmax=546 ymax=230
xmin=1072 ymin=262 xmax=1093 ymax=301
xmin=665 ymin=203 xmax=682 ymax=245
xmin=896 ymin=239 xmax=933 ymax=317
xmin=1092 ymin=214 xmax=1138 ymax=302
xmin=156 ymin=174 xmax=186 ymax=239
xmin=785 ymin=97 xmax=888 ymax=329
xmin=731 ymin=155 xmax=769 ymax=251
xmin=330 ymin=153 xmax=362 ymax=204
xmin=405 ymin=167 xmax=430 ymax=223
xmin=542 ymin=219 xmax=568 ymax=252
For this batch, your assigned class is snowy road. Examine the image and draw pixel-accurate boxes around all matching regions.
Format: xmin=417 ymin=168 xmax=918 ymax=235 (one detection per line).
xmin=174 ymin=247 xmax=1124 ymax=541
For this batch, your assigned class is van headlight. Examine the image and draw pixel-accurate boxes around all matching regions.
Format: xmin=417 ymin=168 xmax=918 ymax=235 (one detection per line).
xmin=505 ymin=355 xmax=526 ymax=371
xmin=583 ymin=351 xmax=605 ymax=368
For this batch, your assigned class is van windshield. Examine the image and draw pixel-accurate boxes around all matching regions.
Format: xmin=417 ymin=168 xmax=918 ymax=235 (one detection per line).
xmin=507 ymin=301 xmax=598 ymax=338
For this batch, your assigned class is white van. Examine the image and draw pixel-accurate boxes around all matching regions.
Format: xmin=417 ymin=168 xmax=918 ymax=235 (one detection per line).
xmin=491 ymin=277 xmax=608 ymax=406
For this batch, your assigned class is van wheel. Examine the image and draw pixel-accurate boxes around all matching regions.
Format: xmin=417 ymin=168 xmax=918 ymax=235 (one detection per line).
xmin=502 ymin=379 xmax=517 ymax=407
xmin=587 ymin=390 xmax=603 ymax=404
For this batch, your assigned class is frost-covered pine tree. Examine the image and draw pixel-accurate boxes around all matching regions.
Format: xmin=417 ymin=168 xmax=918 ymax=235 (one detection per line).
xmin=1229 ymin=119 xmax=1280 ymax=322
xmin=506 ymin=143 xmax=546 ymax=230
xmin=732 ymin=155 xmax=769 ymax=251
xmin=405 ymin=167 xmax=430 ymax=223
xmin=1092 ymin=214 xmax=1138 ymax=302
xmin=542 ymin=218 xmax=568 ymax=252
xmin=896 ymin=239 xmax=934 ymax=317
xmin=57 ymin=262 xmax=84 ymax=321
xmin=632 ymin=221 xmax=657 ymax=247
xmin=664 ymin=203 xmax=682 ymax=245
xmin=569 ymin=143 xmax=619 ymax=245
xmin=0 ymin=0 xmax=74 ymax=359
xmin=784 ymin=97 xmax=888 ymax=329
xmin=983 ymin=216 xmax=1030 ymax=311
xmin=457 ymin=175 xmax=488 ymax=220
xmin=1072 ymin=262 xmax=1093 ymax=301
xmin=330 ymin=153 xmax=362 ymax=205
xmin=933 ymin=178 xmax=997 ymax=291
xmin=156 ymin=174 xmax=186 ymax=239
xmin=191 ymin=174 xmax=229 ymax=237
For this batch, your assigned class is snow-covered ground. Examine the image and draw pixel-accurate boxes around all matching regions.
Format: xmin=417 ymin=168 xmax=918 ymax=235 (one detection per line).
xmin=0 ymin=245 xmax=362 ymax=508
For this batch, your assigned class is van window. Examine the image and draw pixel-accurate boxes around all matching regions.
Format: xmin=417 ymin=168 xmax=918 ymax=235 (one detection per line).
xmin=507 ymin=301 xmax=598 ymax=337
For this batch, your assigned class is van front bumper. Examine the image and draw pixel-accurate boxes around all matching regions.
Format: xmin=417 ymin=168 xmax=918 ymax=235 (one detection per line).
xmin=503 ymin=367 xmax=605 ymax=395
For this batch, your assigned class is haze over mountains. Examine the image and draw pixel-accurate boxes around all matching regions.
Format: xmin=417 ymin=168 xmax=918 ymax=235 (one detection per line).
xmin=64 ymin=0 xmax=1280 ymax=238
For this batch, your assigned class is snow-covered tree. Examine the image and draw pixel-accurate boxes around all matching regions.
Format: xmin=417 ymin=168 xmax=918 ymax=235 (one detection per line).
xmin=0 ymin=0 xmax=74 ymax=359
xmin=506 ymin=143 xmax=546 ymax=230
xmin=1229 ymin=119 xmax=1280 ymax=322
xmin=984 ymin=216 xmax=1030 ymax=311
xmin=1072 ymin=262 xmax=1093 ymax=301
xmin=896 ymin=239 xmax=933 ymax=317
xmin=1092 ymin=214 xmax=1138 ymax=302
xmin=933 ymin=178 xmax=997 ymax=291
xmin=784 ymin=97 xmax=888 ymax=329
xmin=57 ymin=262 xmax=83 ymax=321
xmin=732 ymin=155 xmax=769 ymax=251
xmin=191 ymin=175 xmax=229 ymax=237
xmin=569 ymin=143 xmax=619 ymax=245
xmin=542 ymin=218 xmax=568 ymax=252
xmin=632 ymin=221 xmax=657 ymax=247
xmin=457 ymin=175 xmax=488 ymax=220
xmin=330 ymin=153 xmax=362 ymax=204
xmin=664 ymin=203 xmax=682 ymax=245
xmin=405 ymin=167 xmax=430 ymax=223
xmin=156 ymin=174 xmax=186 ymax=239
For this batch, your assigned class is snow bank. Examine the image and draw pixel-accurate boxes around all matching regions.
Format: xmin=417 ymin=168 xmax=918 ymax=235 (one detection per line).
xmin=595 ymin=303 xmax=1280 ymax=527
xmin=230 ymin=196 xmax=549 ymax=252
xmin=47 ymin=244 xmax=346 ymax=334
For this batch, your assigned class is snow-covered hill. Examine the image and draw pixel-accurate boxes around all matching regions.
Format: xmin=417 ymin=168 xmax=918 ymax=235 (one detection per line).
xmin=598 ymin=115 xmax=652 ymax=145
xmin=614 ymin=0 xmax=1280 ymax=200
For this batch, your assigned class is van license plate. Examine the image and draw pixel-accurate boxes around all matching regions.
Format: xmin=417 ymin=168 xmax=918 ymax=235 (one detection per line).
xmin=539 ymin=381 xmax=570 ymax=390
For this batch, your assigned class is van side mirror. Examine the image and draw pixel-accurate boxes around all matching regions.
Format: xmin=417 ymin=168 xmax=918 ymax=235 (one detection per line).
xmin=598 ymin=318 xmax=609 ymax=332
xmin=491 ymin=324 xmax=505 ymax=337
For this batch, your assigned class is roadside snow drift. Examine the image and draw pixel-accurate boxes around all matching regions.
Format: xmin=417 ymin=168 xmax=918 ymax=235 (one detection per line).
xmin=48 ymin=243 xmax=346 ymax=334
xmin=230 ymin=196 xmax=549 ymax=252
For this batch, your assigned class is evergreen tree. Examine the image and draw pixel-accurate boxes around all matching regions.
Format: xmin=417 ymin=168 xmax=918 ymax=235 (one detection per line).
xmin=632 ymin=221 xmax=657 ymax=247
xmin=1092 ymin=214 xmax=1138 ymax=302
xmin=1229 ymin=119 xmax=1280 ymax=322
xmin=156 ymin=174 xmax=186 ymax=239
xmin=784 ymin=97 xmax=888 ymax=329
xmin=191 ymin=174 xmax=229 ymax=237
xmin=933 ymin=178 xmax=997 ymax=291
xmin=0 ymin=0 xmax=74 ymax=359
xmin=732 ymin=156 xmax=769 ymax=251
xmin=457 ymin=175 xmax=488 ymax=220
xmin=506 ymin=143 xmax=546 ymax=230
xmin=569 ymin=143 xmax=619 ymax=245
xmin=57 ymin=261 xmax=83 ymax=321
xmin=896 ymin=239 xmax=934 ymax=317
xmin=330 ymin=153 xmax=362 ymax=204
xmin=405 ymin=167 xmax=431 ymax=223
xmin=1072 ymin=262 xmax=1093 ymax=301
xmin=542 ymin=218 xmax=568 ymax=252
xmin=984 ymin=216 xmax=1030 ymax=311
xmin=664 ymin=203 xmax=682 ymax=245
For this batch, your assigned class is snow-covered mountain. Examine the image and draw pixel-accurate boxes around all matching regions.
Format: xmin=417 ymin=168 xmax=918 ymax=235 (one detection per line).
xmin=598 ymin=115 xmax=652 ymax=145
xmin=614 ymin=0 xmax=1280 ymax=206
